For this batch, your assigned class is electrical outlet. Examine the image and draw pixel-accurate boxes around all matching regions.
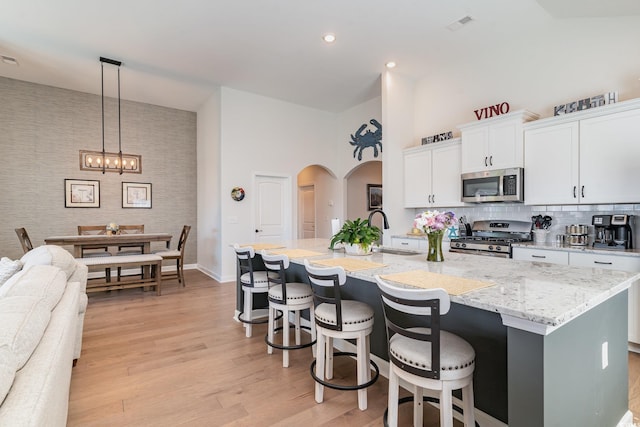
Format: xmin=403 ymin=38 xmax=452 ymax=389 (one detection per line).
xmin=602 ymin=341 xmax=608 ymax=370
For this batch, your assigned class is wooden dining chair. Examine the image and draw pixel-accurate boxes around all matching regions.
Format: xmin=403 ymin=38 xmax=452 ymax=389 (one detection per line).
xmin=154 ymin=225 xmax=191 ymax=287
xmin=15 ymin=227 xmax=34 ymax=254
xmin=116 ymin=225 xmax=145 ymax=255
xmin=115 ymin=225 xmax=145 ymax=279
xmin=77 ymin=225 xmax=111 ymax=257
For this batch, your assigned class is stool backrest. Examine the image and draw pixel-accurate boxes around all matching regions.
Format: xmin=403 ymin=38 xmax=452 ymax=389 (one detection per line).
xmin=304 ymin=259 xmax=347 ymax=331
xmin=234 ymin=244 xmax=258 ymax=286
xmin=261 ymin=251 xmax=290 ymax=302
xmin=375 ymin=275 xmax=450 ymax=380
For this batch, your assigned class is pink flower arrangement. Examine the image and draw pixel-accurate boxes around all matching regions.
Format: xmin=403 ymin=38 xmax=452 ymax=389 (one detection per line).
xmin=414 ymin=210 xmax=457 ymax=234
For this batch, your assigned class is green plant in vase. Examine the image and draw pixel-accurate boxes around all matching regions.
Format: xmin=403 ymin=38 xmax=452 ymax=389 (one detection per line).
xmin=414 ymin=210 xmax=457 ymax=262
xmin=329 ymin=218 xmax=381 ymax=255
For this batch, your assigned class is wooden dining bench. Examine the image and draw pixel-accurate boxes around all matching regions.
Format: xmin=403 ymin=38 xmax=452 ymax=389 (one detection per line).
xmin=77 ymin=254 xmax=163 ymax=295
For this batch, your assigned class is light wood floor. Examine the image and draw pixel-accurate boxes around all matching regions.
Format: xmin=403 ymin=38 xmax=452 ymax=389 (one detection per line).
xmin=68 ymin=270 xmax=640 ymax=426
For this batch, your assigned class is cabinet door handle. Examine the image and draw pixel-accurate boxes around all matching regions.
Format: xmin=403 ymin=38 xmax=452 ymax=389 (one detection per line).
xmin=581 ymin=186 xmax=585 ymax=198
xmin=484 ymin=156 xmax=488 ymax=167
xmin=432 ymin=194 xmax=435 ymax=204
xmin=401 ymin=242 xmax=409 ymax=246
xmin=594 ymin=261 xmax=613 ymax=265
xmin=489 ymin=155 xmax=493 ymax=166
xmin=427 ymin=195 xmax=431 ymax=203
xmin=531 ymin=255 xmax=546 ymax=259
xmin=573 ymin=186 xmax=577 ymax=198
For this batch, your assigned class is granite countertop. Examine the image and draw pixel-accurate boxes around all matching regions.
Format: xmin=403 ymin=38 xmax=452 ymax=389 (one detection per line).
xmin=274 ymin=239 xmax=640 ymax=331
xmin=512 ymin=241 xmax=640 ymax=257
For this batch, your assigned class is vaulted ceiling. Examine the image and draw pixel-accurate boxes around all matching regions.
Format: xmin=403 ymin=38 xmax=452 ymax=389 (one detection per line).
xmin=1 ymin=0 xmax=638 ymax=113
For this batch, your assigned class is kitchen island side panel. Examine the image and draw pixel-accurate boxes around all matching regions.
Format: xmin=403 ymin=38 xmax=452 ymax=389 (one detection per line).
xmin=508 ymin=290 xmax=628 ymax=427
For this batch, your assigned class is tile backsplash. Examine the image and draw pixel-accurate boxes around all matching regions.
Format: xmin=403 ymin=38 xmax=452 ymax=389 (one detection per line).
xmin=415 ymin=204 xmax=640 ymax=248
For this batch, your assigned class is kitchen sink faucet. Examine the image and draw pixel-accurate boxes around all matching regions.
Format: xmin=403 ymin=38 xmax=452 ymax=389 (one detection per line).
xmin=368 ymin=209 xmax=389 ymax=246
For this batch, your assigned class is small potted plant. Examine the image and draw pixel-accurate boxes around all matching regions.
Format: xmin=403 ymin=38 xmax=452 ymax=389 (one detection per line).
xmin=329 ymin=218 xmax=381 ymax=255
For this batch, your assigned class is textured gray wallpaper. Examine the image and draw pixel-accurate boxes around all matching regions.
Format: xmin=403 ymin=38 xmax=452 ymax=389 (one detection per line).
xmin=0 ymin=77 xmax=197 ymax=262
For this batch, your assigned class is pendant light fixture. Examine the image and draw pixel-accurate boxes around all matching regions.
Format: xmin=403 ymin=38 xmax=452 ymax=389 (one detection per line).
xmin=79 ymin=56 xmax=141 ymax=174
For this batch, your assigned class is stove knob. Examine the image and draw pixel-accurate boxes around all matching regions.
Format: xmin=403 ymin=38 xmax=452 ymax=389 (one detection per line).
xmin=488 ymin=245 xmax=494 ymax=251
xmin=461 ymin=243 xmax=466 ymax=248
xmin=496 ymin=245 xmax=502 ymax=251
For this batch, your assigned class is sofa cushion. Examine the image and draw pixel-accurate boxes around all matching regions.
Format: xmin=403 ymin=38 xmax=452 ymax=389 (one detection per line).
xmin=0 ymin=296 xmax=51 ymax=370
xmin=0 ymin=344 xmax=16 ymax=405
xmin=0 ymin=257 xmax=23 ymax=287
xmin=2 ymin=265 xmax=67 ymax=311
xmin=21 ymin=245 xmax=77 ymax=279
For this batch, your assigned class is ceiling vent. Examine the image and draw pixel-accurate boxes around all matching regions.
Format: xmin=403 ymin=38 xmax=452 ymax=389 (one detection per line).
xmin=447 ymin=15 xmax=474 ymax=31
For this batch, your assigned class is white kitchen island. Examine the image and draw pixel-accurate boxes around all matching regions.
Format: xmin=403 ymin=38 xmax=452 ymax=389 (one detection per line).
xmin=237 ymin=238 xmax=640 ymax=426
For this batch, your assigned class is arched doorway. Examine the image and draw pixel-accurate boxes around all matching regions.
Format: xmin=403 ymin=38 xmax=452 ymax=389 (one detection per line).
xmin=297 ymin=165 xmax=338 ymax=239
xmin=344 ymin=160 xmax=383 ymax=229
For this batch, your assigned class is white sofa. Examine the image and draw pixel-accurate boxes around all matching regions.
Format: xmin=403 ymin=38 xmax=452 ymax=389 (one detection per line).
xmin=0 ymin=245 xmax=88 ymax=426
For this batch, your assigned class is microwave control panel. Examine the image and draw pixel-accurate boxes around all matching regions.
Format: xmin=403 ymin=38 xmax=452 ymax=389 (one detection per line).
xmin=503 ymin=175 xmax=518 ymax=196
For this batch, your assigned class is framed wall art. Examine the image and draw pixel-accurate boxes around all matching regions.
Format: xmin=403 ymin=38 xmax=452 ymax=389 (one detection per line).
xmin=65 ymin=179 xmax=100 ymax=208
xmin=367 ymin=184 xmax=382 ymax=210
xmin=122 ymin=182 xmax=152 ymax=209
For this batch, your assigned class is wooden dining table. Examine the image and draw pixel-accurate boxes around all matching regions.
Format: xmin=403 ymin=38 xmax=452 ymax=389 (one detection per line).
xmin=44 ymin=233 xmax=173 ymax=257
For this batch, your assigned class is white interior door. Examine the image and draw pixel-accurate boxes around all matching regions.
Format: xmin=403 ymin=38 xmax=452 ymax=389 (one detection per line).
xmin=254 ymin=174 xmax=292 ymax=242
xmin=299 ymin=185 xmax=316 ymax=238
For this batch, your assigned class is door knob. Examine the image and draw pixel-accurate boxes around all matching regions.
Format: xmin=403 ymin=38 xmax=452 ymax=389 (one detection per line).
xmin=255 ymin=229 xmax=263 ymax=233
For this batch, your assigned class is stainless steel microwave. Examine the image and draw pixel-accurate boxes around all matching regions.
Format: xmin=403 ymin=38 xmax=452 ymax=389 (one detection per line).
xmin=461 ymin=167 xmax=524 ymax=203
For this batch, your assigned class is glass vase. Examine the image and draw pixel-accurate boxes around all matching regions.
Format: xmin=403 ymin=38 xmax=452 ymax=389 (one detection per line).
xmin=426 ymin=231 xmax=444 ymax=262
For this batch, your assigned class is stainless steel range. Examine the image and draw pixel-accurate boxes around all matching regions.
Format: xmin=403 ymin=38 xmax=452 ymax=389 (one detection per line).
xmin=449 ymin=219 xmax=532 ymax=258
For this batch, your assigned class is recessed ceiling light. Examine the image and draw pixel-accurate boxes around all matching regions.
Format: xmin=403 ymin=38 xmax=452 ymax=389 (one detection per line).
xmin=1 ymin=55 xmax=19 ymax=66
xmin=322 ymin=34 xmax=336 ymax=43
xmin=385 ymin=61 xmax=397 ymax=69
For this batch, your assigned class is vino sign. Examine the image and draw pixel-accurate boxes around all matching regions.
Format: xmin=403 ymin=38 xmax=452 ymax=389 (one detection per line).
xmin=474 ymin=102 xmax=510 ymax=120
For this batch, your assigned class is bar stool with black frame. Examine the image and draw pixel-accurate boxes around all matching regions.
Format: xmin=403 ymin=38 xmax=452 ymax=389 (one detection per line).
xmin=233 ymin=244 xmax=271 ymax=338
xmin=304 ymin=259 xmax=379 ymax=411
xmin=261 ymin=251 xmax=316 ymax=368
xmin=375 ymin=275 xmax=477 ymax=427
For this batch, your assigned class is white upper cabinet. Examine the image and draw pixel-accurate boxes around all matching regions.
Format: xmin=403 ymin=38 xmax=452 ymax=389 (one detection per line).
xmin=404 ymin=147 xmax=432 ymax=208
xmin=403 ymin=139 xmax=463 ymax=208
xmin=524 ymin=98 xmax=640 ymax=205
xmin=524 ymin=121 xmax=579 ymax=205
xmin=579 ymin=107 xmax=640 ymax=204
xmin=458 ymin=110 xmax=539 ymax=173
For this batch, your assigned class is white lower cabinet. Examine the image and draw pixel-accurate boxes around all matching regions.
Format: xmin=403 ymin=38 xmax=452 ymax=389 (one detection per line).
xmin=514 ymin=247 xmax=640 ymax=345
xmin=568 ymin=252 xmax=640 ymax=345
xmin=390 ymin=237 xmax=427 ymax=251
xmin=512 ymin=247 xmax=569 ymax=265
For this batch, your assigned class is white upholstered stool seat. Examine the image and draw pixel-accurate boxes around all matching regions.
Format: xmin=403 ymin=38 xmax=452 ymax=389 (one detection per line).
xmin=240 ymin=270 xmax=269 ymax=287
xmin=315 ymin=300 xmax=374 ymax=332
xmin=262 ymin=252 xmax=316 ymax=368
xmin=390 ymin=327 xmax=475 ymax=381
xmin=304 ymin=259 xmax=379 ymax=411
xmin=375 ymin=275 xmax=476 ymax=427
xmin=267 ymin=282 xmax=314 ymax=305
xmin=234 ymin=244 xmax=270 ymax=338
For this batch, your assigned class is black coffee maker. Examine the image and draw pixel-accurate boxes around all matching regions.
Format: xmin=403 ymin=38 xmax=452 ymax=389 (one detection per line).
xmin=592 ymin=214 xmax=634 ymax=250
